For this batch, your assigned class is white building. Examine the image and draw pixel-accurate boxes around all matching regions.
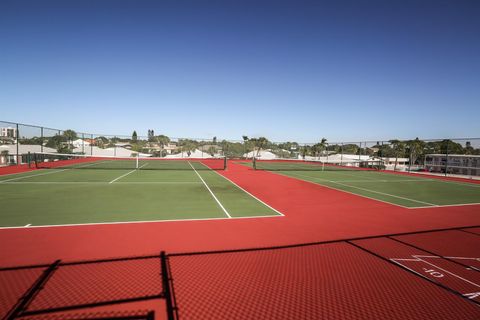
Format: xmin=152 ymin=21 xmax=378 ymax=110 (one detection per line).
xmin=380 ymin=157 xmax=410 ymax=171
xmin=0 ymin=127 xmax=16 ymax=138
xmin=425 ymin=154 xmax=480 ymax=176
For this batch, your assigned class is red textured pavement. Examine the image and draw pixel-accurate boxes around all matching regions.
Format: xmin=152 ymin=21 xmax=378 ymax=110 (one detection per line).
xmin=169 ymin=242 xmax=480 ymax=319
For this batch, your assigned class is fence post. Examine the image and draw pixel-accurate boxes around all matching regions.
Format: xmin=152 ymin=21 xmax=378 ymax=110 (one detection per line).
xmin=16 ymin=123 xmax=19 ymax=165
xmin=90 ymin=134 xmax=93 ymax=155
xmin=408 ymin=144 xmax=412 ymax=173
xmin=41 ymin=127 xmax=44 ymax=153
xmin=445 ymin=140 xmax=449 ymax=177
xmin=340 ymin=143 xmax=343 ymax=164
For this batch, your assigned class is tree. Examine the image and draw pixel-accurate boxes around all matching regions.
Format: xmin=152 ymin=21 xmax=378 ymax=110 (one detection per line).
xmin=312 ymin=138 xmax=327 ymax=158
xmin=213 ymin=136 xmax=217 ymax=145
xmin=405 ymin=138 xmax=425 ymax=167
xmin=155 ymin=135 xmax=170 ymax=157
xmin=178 ymin=139 xmax=198 ymax=157
xmin=389 ymin=139 xmax=406 ymax=171
xmin=132 ymin=131 xmax=138 ymax=143
xmin=251 ymin=137 xmax=269 ymax=157
xmin=208 ymin=146 xmax=216 ymax=156
xmin=242 ymin=136 xmax=249 ymax=158
xmin=95 ymin=136 xmax=109 ymax=148
xmin=45 ymin=134 xmax=68 ymax=152
xmin=62 ymin=129 xmax=77 ymax=151
xmin=148 ymin=130 xmax=155 ymax=142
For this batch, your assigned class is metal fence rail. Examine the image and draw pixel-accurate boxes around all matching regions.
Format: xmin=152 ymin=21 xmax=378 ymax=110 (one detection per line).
xmin=1 ymin=120 xmax=479 ymax=177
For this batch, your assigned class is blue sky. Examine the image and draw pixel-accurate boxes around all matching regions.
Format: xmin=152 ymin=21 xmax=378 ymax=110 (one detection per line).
xmin=1 ymin=0 xmax=479 ymax=142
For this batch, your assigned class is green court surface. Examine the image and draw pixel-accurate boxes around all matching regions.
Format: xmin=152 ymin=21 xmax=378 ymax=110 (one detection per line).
xmin=0 ymin=166 xmax=281 ymax=228
xmin=273 ymin=169 xmax=480 ymax=208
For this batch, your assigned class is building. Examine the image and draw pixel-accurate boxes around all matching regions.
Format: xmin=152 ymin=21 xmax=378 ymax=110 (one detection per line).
xmin=380 ymin=157 xmax=410 ymax=171
xmin=425 ymin=154 xmax=480 ymax=176
xmin=0 ymin=127 xmax=16 ymax=138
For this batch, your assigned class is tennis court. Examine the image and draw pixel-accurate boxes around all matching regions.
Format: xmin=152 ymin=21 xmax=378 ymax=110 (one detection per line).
xmin=0 ymin=155 xmax=281 ymax=228
xmin=252 ymin=159 xmax=480 ymax=208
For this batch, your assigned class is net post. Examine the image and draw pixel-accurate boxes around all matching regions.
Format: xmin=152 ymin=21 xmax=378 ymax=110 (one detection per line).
xmin=252 ymin=157 xmax=256 ymax=170
xmin=27 ymin=152 xmax=31 ymax=168
xmin=136 ymin=153 xmax=139 ymax=170
xmin=224 ymin=156 xmax=227 ymax=170
xmin=340 ymin=143 xmax=343 ymax=165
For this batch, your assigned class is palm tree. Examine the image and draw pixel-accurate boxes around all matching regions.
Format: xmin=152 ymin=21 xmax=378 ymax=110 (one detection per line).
xmin=317 ymin=138 xmax=327 ymax=159
xmin=242 ymin=135 xmax=249 ymax=159
xmin=405 ymin=138 xmax=425 ymax=170
xmin=254 ymin=137 xmax=269 ymax=157
xmin=155 ymin=135 xmax=170 ymax=157
xmin=63 ymin=129 xmax=77 ymax=150
xmin=389 ymin=139 xmax=405 ymax=171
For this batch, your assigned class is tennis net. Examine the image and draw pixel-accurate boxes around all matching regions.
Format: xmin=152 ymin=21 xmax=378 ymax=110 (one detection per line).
xmin=253 ymin=158 xmax=383 ymax=171
xmin=33 ymin=152 xmax=227 ymax=170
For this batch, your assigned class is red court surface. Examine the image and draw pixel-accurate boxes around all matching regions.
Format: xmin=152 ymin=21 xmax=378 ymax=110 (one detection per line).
xmin=1 ymin=161 xmax=479 ymax=319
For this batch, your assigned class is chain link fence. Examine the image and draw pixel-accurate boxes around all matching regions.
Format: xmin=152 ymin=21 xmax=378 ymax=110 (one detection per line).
xmin=1 ymin=121 xmax=479 ymax=177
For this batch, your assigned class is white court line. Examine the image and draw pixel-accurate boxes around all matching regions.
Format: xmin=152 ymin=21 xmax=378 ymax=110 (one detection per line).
xmin=274 ymin=172 xmax=412 ymax=209
xmin=0 ymin=169 xmax=69 ymax=183
xmin=3 ymin=181 xmax=203 ymax=185
xmin=0 ymin=214 xmax=280 ymax=230
xmin=415 ymin=255 xmax=480 ymax=261
xmin=24 ymin=224 xmax=31 ymax=227
xmin=109 ymin=163 xmax=147 ymax=184
xmin=390 ymin=259 xmax=431 ymax=280
xmin=288 ymin=172 xmax=438 ymax=207
xmin=413 ymin=256 xmax=480 ymax=288
xmin=188 ymin=161 xmax=231 ymax=218
xmin=327 ymin=179 xmax=436 ymax=183
xmin=211 ymin=169 xmax=284 ymax=216
xmin=409 ymin=202 xmax=480 ymax=209
xmin=0 ymin=160 xmax=113 ymax=184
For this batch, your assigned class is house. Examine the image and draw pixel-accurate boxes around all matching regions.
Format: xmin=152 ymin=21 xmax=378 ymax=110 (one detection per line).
xmin=0 ymin=127 xmax=16 ymax=138
xmin=0 ymin=144 xmax=57 ymax=165
xmin=72 ymin=139 xmax=91 ymax=148
xmin=380 ymin=157 xmax=410 ymax=171
xmin=425 ymin=154 xmax=480 ymax=176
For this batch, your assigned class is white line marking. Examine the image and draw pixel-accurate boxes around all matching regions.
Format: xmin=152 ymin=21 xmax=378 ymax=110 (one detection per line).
xmin=108 ymin=164 xmax=147 ymax=184
xmin=0 ymin=214 xmax=280 ymax=230
xmin=24 ymin=224 xmax=31 ymax=227
xmin=0 ymin=170 xmax=40 ymax=178
xmin=0 ymin=169 xmax=69 ymax=183
xmin=327 ymin=179 xmax=435 ymax=183
xmin=109 ymin=169 xmax=137 ymax=184
xmin=390 ymin=258 xmax=431 ymax=279
xmin=0 ymin=181 xmax=203 ymax=184
xmin=188 ymin=161 xmax=232 ymax=218
xmin=287 ymin=172 xmax=438 ymax=207
xmin=0 ymin=160 xmax=112 ymax=183
xmin=414 ymin=256 xmax=480 ymax=288
xmin=274 ymin=172 xmax=412 ymax=209
xmin=409 ymin=202 xmax=480 ymax=209
xmin=212 ymin=170 xmax=285 ymax=216
xmin=415 ymin=255 xmax=480 ymax=261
